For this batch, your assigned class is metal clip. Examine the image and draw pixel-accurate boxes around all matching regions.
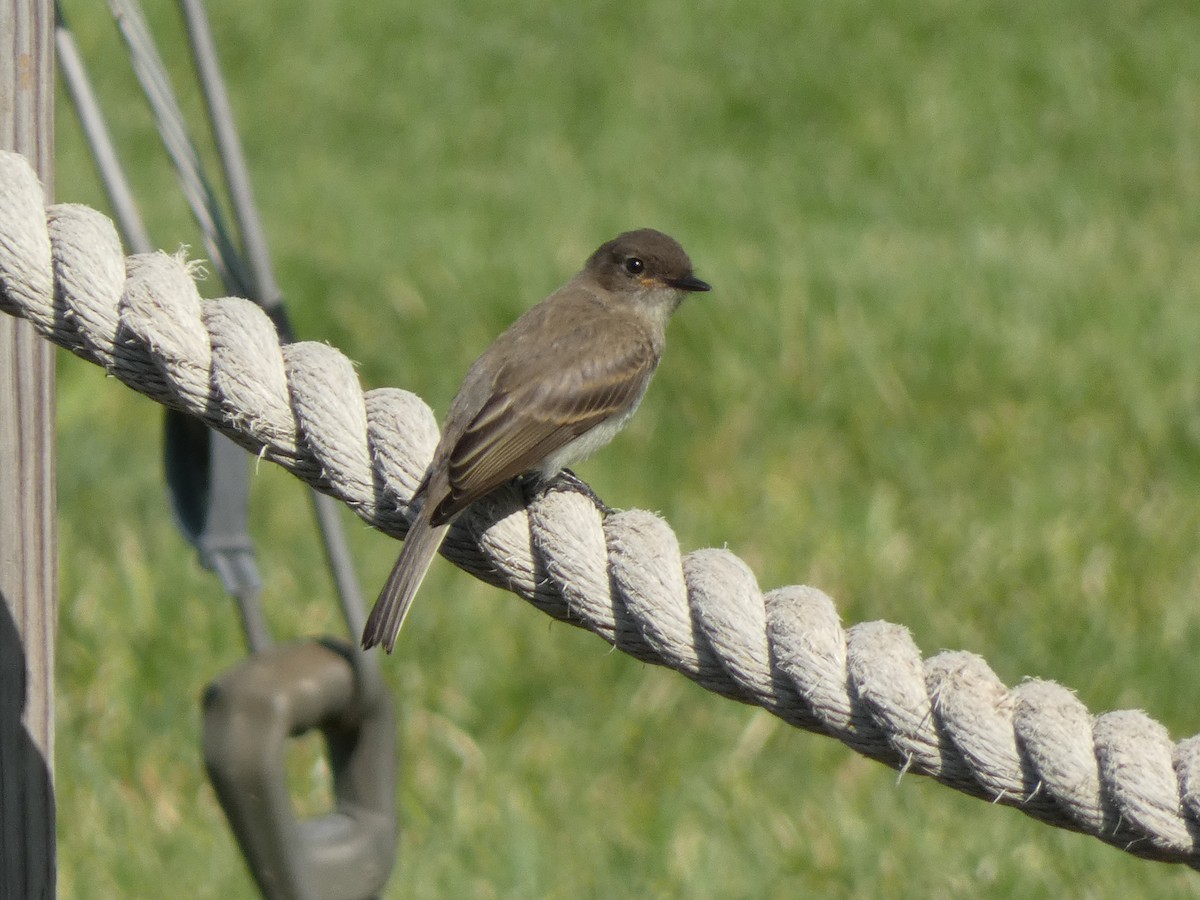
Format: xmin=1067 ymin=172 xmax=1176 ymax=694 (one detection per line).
xmin=202 ymin=639 xmax=398 ymax=899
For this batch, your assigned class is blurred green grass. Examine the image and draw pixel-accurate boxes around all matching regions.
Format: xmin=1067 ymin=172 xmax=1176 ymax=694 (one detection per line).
xmin=49 ymin=0 xmax=1200 ymax=895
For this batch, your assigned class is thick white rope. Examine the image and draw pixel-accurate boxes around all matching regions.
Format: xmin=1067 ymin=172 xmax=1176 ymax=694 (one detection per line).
xmin=3 ymin=149 xmax=1198 ymax=866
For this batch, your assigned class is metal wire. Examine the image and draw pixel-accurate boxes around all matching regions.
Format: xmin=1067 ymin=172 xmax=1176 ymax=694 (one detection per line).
xmin=107 ymin=0 xmax=252 ymax=296
xmin=55 ymin=2 xmax=153 ymax=254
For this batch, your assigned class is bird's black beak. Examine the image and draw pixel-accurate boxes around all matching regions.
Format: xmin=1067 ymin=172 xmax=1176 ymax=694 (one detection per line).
xmin=669 ymin=274 xmax=712 ymax=293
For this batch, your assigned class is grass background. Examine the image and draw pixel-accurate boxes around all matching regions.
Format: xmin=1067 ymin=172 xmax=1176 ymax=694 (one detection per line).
xmin=46 ymin=0 xmax=1200 ymax=895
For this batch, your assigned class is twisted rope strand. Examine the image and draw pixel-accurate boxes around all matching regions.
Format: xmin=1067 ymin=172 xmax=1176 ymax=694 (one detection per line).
xmin=2 ymin=150 xmax=1196 ymax=867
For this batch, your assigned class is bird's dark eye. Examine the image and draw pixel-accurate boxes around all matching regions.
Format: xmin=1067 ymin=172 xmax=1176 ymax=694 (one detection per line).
xmin=624 ymin=257 xmax=645 ymax=275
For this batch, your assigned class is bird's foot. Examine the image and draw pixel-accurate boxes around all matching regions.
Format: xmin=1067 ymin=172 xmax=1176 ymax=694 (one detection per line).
xmin=519 ymin=469 xmax=612 ymax=515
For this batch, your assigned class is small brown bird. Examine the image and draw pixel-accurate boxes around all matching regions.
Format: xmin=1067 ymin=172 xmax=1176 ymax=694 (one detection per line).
xmin=362 ymin=228 xmax=710 ymax=652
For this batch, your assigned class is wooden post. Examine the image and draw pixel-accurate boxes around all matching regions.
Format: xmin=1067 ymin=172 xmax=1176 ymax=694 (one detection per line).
xmin=0 ymin=0 xmax=56 ymax=897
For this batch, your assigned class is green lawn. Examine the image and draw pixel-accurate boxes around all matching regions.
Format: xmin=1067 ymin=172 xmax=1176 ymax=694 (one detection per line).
xmin=49 ymin=0 xmax=1200 ymax=895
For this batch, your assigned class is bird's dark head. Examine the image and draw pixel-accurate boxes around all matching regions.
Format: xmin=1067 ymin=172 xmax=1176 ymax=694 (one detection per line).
xmin=585 ymin=229 xmax=711 ymax=302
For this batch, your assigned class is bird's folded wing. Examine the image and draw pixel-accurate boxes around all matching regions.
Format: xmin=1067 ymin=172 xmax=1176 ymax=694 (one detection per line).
xmin=432 ymin=328 xmax=657 ymax=523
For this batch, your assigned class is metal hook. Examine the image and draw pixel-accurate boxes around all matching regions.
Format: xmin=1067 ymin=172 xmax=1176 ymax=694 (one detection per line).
xmin=202 ymin=639 xmax=398 ymax=900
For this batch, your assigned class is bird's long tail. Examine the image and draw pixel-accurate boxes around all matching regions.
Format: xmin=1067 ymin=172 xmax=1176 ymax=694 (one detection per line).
xmin=362 ymin=506 xmax=450 ymax=652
